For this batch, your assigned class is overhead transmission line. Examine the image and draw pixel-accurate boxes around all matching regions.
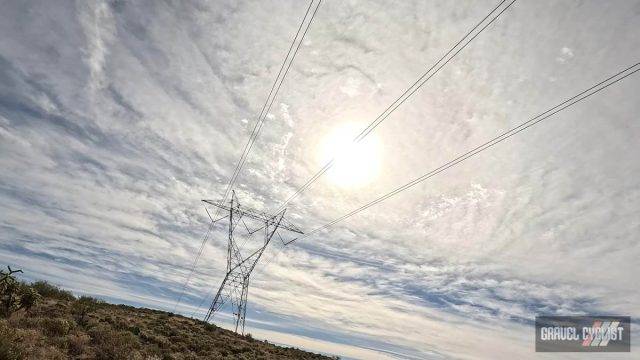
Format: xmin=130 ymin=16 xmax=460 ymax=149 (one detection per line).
xmin=283 ymin=62 xmax=640 ymax=246
xmin=255 ymin=0 xmax=515 ymax=277
xmin=172 ymin=0 xmax=322 ymax=313
xmin=273 ymin=0 xmax=516 ymax=214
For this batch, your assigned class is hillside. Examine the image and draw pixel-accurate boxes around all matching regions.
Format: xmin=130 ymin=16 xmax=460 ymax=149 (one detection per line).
xmin=0 ymin=275 xmax=335 ymax=360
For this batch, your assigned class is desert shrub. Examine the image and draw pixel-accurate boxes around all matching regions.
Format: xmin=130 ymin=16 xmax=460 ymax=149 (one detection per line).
xmin=16 ymin=286 xmax=41 ymax=312
xmin=129 ymin=325 xmax=141 ymax=335
xmin=0 ymin=321 xmax=23 ymax=360
xmin=66 ymin=333 xmax=90 ymax=356
xmin=30 ymin=281 xmax=75 ymax=301
xmin=89 ymin=325 xmax=140 ymax=360
xmin=26 ymin=345 xmax=66 ymax=360
xmin=7 ymin=314 xmax=39 ymax=331
xmin=139 ymin=343 xmax=164 ymax=359
xmin=116 ymin=304 xmax=134 ymax=311
xmin=113 ymin=318 xmax=132 ymax=331
xmin=39 ymin=318 xmax=72 ymax=337
xmin=139 ymin=331 xmax=170 ymax=349
xmin=71 ymin=296 xmax=101 ymax=326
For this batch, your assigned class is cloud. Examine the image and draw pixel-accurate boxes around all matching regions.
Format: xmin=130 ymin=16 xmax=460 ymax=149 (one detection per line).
xmin=77 ymin=0 xmax=116 ymax=93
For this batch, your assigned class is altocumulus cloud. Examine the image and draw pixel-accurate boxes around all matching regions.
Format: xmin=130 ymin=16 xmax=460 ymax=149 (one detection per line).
xmin=1 ymin=0 xmax=639 ymax=359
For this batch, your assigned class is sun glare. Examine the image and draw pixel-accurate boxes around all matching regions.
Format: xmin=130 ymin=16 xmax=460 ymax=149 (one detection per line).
xmin=317 ymin=123 xmax=381 ymax=188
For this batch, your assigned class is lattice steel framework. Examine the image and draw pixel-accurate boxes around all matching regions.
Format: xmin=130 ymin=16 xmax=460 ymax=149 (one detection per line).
xmin=202 ymin=192 xmax=302 ymax=333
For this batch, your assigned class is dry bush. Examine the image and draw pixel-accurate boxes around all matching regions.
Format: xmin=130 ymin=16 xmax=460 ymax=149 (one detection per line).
xmin=66 ymin=332 xmax=91 ymax=356
xmin=0 ymin=320 xmax=23 ymax=360
xmin=23 ymin=345 xmax=66 ymax=360
xmin=8 ymin=328 xmax=43 ymax=357
xmin=39 ymin=317 xmax=73 ymax=337
xmin=89 ymin=324 xmax=141 ymax=360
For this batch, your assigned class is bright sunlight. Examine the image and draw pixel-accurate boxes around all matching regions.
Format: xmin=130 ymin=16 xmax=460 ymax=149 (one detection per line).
xmin=317 ymin=123 xmax=381 ymax=188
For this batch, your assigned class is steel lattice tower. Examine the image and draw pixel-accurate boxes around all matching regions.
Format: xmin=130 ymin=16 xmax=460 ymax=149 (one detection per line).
xmin=202 ymin=192 xmax=302 ymax=333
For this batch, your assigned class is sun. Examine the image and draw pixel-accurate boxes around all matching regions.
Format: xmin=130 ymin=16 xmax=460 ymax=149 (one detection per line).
xmin=317 ymin=123 xmax=381 ymax=188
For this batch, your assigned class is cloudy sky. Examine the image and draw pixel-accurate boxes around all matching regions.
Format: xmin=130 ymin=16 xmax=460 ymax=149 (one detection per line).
xmin=1 ymin=0 xmax=639 ymax=358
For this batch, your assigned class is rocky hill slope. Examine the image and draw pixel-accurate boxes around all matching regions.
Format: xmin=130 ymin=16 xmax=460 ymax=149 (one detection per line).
xmin=0 ymin=275 xmax=334 ymax=360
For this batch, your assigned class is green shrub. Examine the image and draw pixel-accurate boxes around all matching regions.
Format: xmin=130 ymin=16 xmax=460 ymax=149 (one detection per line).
xmin=71 ymin=296 xmax=101 ymax=326
xmin=203 ymin=322 xmax=217 ymax=332
xmin=129 ymin=325 xmax=141 ymax=335
xmin=30 ymin=281 xmax=75 ymax=301
xmin=17 ymin=286 xmax=40 ymax=312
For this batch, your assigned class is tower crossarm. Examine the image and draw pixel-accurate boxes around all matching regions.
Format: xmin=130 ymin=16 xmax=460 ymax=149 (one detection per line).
xmin=202 ymin=199 xmax=303 ymax=234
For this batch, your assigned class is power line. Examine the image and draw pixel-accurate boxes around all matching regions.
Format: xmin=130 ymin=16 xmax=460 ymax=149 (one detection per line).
xmin=285 ymin=62 xmax=640 ymax=245
xmin=171 ymin=211 xmax=215 ymax=312
xmin=224 ymin=0 xmax=322 ymax=203
xmin=260 ymin=0 xmax=515 ymax=278
xmin=274 ymin=0 xmax=516 ymax=213
xmin=173 ymin=0 xmax=322 ymax=313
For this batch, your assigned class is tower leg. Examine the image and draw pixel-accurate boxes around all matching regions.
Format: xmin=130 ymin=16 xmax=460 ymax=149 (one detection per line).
xmin=238 ymin=276 xmax=249 ymax=334
xmin=204 ymin=272 xmax=229 ymax=322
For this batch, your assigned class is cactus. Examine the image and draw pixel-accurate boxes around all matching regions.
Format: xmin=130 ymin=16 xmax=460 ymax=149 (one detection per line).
xmin=0 ymin=266 xmax=41 ymax=318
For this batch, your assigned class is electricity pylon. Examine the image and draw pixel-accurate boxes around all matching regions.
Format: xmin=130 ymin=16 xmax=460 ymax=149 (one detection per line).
xmin=202 ymin=191 xmax=302 ymax=333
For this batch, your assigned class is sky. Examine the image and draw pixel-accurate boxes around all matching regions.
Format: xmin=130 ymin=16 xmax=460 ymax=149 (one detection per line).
xmin=1 ymin=0 xmax=639 ymax=359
